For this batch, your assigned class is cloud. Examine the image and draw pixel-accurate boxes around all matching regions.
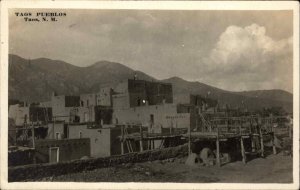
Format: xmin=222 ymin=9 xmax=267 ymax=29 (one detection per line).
xmin=9 ymin=10 xmax=293 ymax=93
xmin=201 ymin=24 xmax=293 ymax=92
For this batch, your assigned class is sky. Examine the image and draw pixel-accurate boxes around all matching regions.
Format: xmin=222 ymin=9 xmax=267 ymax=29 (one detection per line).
xmin=9 ymin=9 xmax=293 ymax=92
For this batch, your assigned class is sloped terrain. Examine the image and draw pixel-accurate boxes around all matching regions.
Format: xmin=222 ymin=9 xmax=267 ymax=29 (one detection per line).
xmin=9 ymin=54 xmax=293 ymax=112
xmin=40 ymin=153 xmax=292 ymax=183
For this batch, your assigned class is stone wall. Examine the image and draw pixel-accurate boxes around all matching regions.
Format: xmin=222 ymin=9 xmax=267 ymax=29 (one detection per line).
xmin=9 ymin=144 xmax=188 ymax=182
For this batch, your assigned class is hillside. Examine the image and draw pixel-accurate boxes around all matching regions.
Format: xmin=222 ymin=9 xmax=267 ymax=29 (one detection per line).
xmin=8 ymin=54 xmax=153 ymax=102
xmin=8 ymin=54 xmax=293 ymax=112
xmin=163 ymin=77 xmax=292 ymax=112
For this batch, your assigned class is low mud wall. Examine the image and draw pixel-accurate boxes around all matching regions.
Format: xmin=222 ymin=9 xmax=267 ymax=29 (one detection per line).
xmin=9 ymin=144 xmax=188 ymax=182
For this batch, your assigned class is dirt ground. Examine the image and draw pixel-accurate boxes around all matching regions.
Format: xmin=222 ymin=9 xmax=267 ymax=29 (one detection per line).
xmin=39 ymin=151 xmax=293 ymax=183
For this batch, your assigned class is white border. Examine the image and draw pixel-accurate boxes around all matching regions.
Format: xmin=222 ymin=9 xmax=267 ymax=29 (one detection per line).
xmin=1 ymin=1 xmax=299 ymax=190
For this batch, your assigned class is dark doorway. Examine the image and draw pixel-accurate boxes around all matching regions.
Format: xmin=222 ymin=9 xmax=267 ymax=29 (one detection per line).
xmin=64 ymin=124 xmax=68 ymax=138
xmin=49 ymin=147 xmax=59 ymax=163
xmin=150 ymin=114 xmax=154 ymax=125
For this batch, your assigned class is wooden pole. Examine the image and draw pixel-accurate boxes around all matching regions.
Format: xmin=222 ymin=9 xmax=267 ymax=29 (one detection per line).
xmin=251 ymin=135 xmax=256 ymax=152
xmin=288 ymin=121 xmax=292 ymax=138
xmin=239 ymin=121 xmax=242 ymax=136
xmin=32 ymin=121 xmax=36 ymax=164
xmin=240 ymin=136 xmax=246 ymax=164
xmin=249 ymin=119 xmax=252 ymax=134
xmin=33 ymin=112 xmax=38 ymax=147
xmin=53 ymin=117 xmax=55 ymax=139
xmin=121 ymin=125 xmax=124 ymax=155
xmin=139 ymin=125 xmax=143 ymax=152
xmin=152 ymin=140 xmax=155 ymax=149
xmin=272 ymin=132 xmax=277 ymax=155
xmin=216 ymin=126 xmax=221 ymax=167
xmin=148 ymin=139 xmax=151 ymax=150
xmin=188 ymin=123 xmax=191 ymax=155
xmin=32 ymin=123 xmax=35 ymax=149
xmin=226 ymin=118 xmax=229 ymax=133
xmin=259 ymin=126 xmax=264 ymax=157
xmin=239 ymin=119 xmax=246 ymax=164
xmin=250 ymin=119 xmax=255 ymax=152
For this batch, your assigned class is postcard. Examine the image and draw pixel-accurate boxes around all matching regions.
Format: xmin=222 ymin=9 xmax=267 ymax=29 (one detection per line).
xmin=1 ymin=1 xmax=299 ymax=189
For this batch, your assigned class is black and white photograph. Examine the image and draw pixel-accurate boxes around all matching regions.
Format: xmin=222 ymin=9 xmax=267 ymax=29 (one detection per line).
xmin=1 ymin=1 xmax=299 ymax=189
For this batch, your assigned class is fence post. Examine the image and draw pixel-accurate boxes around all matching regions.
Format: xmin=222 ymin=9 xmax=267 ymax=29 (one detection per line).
xmin=188 ymin=123 xmax=191 ymax=155
xmin=240 ymin=136 xmax=246 ymax=164
xmin=140 ymin=125 xmax=144 ymax=152
xmin=259 ymin=126 xmax=264 ymax=157
xmin=272 ymin=132 xmax=277 ymax=155
xmin=121 ymin=125 xmax=124 ymax=155
xmin=216 ymin=126 xmax=221 ymax=167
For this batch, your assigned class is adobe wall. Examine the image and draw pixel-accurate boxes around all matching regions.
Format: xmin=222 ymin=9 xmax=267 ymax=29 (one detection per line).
xmin=68 ymin=124 xmax=111 ymax=158
xmin=47 ymin=122 xmax=65 ymax=139
xmin=8 ymin=144 xmax=188 ymax=182
xmin=113 ymin=93 xmax=130 ymax=110
xmin=51 ymin=95 xmax=65 ymax=116
xmin=80 ymin=93 xmax=97 ymax=107
xmin=52 ymin=95 xmax=85 ymax=122
xmin=164 ymin=113 xmax=191 ymax=129
xmin=97 ymin=87 xmax=113 ymax=106
xmin=77 ymin=106 xmax=95 ymax=122
xmin=51 ymin=95 xmax=70 ymax=122
xmin=30 ymin=138 xmax=90 ymax=164
xmin=113 ymin=104 xmax=191 ymax=129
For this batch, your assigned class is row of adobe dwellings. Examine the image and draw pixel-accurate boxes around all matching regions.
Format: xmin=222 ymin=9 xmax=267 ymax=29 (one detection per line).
xmin=8 ymin=78 xmax=230 ymax=165
xmin=9 ymin=78 xmax=223 ymax=130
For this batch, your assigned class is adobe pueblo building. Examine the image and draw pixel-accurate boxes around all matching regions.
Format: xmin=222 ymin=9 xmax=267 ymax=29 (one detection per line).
xmin=8 ymin=78 xmax=292 ymax=167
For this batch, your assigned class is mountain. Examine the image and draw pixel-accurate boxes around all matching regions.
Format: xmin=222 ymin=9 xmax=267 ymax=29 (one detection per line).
xmin=8 ymin=54 xmax=293 ymax=112
xmin=233 ymin=90 xmax=293 ymax=103
xmin=163 ymin=77 xmax=292 ymax=112
xmin=8 ymin=54 xmax=153 ymax=102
